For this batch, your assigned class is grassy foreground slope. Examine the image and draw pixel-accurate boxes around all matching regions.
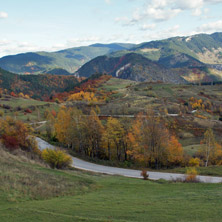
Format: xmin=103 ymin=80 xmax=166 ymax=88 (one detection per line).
xmin=1 ymin=147 xmax=222 ymax=222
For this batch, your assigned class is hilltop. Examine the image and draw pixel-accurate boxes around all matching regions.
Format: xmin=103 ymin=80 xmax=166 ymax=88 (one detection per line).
xmin=76 ymin=32 xmax=222 ymax=83
xmin=76 ymin=53 xmax=186 ymax=83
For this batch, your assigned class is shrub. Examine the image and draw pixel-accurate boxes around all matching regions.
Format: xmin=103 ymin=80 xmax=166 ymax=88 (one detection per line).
xmin=219 ymin=117 xmax=222 ymax=121
xmin=2 ymin=135 xmax=19 ymax=150
xmin=0 ymin=110 xmax=4 ymax=117
xmin=25 ymin=108 xmax=32 ymax=113
xmin=141 ymin=170 xmax=149 ymax=180
xmin=41 ymin=148 xmax=72 ymax=169
xmin=51 ymin=110 xmax=57 ymax=117
xmin=146 ymin=91 xmax=156 ymax=98
xmin=189 ymin=158 xmax=200 ymax=167
xmin=185 ymin=167 xmax=198 ymax=183
xmin=26 ymin=136 xmax=41 ymax=155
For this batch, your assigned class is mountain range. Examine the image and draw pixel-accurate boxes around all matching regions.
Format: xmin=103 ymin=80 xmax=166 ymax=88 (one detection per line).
xmin=0 ymin=43 xmax=134 ymax=74
xmin=0 ymin=32 xmax=222 ymax=83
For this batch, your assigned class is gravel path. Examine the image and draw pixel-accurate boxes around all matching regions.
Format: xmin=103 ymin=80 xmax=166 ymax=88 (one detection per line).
xmin=36 ymin=137 xmax=222 ymax=183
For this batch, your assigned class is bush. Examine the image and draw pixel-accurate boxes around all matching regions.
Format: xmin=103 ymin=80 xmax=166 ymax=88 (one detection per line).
xmin=0 ymin=110 xmax=4 ymax=117
xmin=2 ymin=135 xmax=19 ymax=150
xmin=185 ymin=167 xmax=198 ymax=183
xmin=189 ymin=158 xmax=200 ymax=167
xmin=41 ymin=148 xmax=72 ymax=169
xmin=25 ymin=108 xmax=32 ymax=113
xmin=141 ymin=170 xmax=149 ymax=180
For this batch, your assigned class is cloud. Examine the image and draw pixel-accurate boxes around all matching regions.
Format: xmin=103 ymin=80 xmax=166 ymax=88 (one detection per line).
xmin=67 ymin=36 xmax=102 ymax=47
xmin=140 ymin=23 xmax=156 ymax=31
xmin=192 ymin=8 xmax=202 ymax=16
xmin=174 ymin=0 xmax=204 ymax=10
xmin=144 ymin=6 xmax=181 ymax=22
xmin=105 ymin=0 xmax=111 ymax=4
xmin=0 ymin=39 xmax=10 ymax=46
xmin=141 ymin=25 xmax=181 ymax=40
xmin=205 ymin=0 xmax=222 ymax=3
xmin=197 ymin=20 xmax=222 ymax=32
xmin=116 ymin=0 xmax=222 ymax=27
xmin=0 ymin=11 xmax=8 ymax=19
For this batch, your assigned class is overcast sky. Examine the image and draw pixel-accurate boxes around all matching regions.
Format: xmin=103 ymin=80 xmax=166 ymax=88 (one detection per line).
xmin=0 ymin=0 xmax=222 ymax=57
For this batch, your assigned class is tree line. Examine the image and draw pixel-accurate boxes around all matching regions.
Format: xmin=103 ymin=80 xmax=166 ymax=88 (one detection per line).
xmin=45 ymin=107 xmax=222 ymax=169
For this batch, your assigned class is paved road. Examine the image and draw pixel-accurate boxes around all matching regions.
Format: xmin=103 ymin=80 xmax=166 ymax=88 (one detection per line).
xmin=36 ymin=137 xmax=222 ymax=183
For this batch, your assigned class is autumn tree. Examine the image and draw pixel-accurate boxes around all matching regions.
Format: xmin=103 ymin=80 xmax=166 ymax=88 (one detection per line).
xmin=202 ymin=128 xmax=215 ymax=167
xmin=86 ymin=109 xmax=104 ymax=158
xmin=45 ymin=110 xmax=55 ymax=139
xmin=196 ymin=129 xmax=222 ymax=166
xmin=166 ymin=135 xmax=184 ymax=167
xmin=54 ymin=107 xmax=88 ymax=153
xmin=210 ymin=143 xmax=222 ymax=165
xmin=67 ymin=108 xmax=88 ymax=153
xmin=128 ymin=111 xmax=170 ymax=169
xmin=103 ymin=117 xmax=125 ymax=161
xmin=54 ymin=107 xmax=71 ymax=146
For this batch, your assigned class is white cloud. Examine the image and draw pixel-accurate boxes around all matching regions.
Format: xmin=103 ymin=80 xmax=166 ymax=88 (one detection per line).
xmin=205 ymin=0 xmax=222 ymax=3
xmin=0 ymin=11 xmax=8 ymax=19
xmin=192 ymin=8 xmax=202 ymax=16
xmin=174 ymin=0 xmax=204 ymax=10
xmin=197 ymin=20 xmax=222 ymax=32
xmin=145 ymin=7 xmax=181 ymax=22
xmin=0 ymin=39 xmax=10 ymax=46
xmin=140 ymin=23 xmax=156 ymax=30
xmin=67 ymin=36 xmax=102 ymax=47
xmin=105 ymin=0 xmax=111 ymax=4
xmin=116 ymin=0 xmax=222 ymax=28
xmin=142 ymin=25 xmax=182 ymax=41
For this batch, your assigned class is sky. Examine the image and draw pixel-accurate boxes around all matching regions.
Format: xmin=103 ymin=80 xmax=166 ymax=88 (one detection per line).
xmin=0 ymin=0 xmax=222 ymax=57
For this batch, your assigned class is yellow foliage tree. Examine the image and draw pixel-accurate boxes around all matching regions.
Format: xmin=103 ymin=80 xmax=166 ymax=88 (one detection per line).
xmin=167 ymin=136 xmax=184 ymax=166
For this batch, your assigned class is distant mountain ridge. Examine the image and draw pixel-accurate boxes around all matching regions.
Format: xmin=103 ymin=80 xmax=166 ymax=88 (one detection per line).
xmin=0 ymin=43 xmax=135 ymax=74
xmin=109 ymin=32 xmax=222 ymax=66
xmin=1 ymin=32 xmax=222 ymax=83
xmin=76 ymin=32 xmax=222 ymax=83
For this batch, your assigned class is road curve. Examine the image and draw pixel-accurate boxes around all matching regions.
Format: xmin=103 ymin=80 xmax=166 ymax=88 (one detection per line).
xmin=36 ymin=137 xmax=222 ymax=183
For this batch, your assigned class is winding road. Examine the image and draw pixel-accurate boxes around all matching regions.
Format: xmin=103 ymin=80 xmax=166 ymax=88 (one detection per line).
xmin=36 ymin=137 xmax=222 ymax=183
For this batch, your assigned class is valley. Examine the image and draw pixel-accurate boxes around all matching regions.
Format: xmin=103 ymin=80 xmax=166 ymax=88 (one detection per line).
xmin=1 ymin=31 xmax=222 ymax=222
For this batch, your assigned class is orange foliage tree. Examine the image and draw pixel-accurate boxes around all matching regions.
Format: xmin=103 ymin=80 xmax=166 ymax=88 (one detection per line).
xmin=166 ymin=135 xmax=184 ymax=167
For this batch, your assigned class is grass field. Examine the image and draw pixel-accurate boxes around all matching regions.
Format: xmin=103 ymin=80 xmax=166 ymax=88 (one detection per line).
xmin=1 ymin=147 xmax=222 ymax=222
xmin=0 ymin=94 xmax=59 ymax=122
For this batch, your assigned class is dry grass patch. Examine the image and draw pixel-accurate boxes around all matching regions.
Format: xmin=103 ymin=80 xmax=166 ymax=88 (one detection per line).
xmin=0 ymin=145 xmax=95 ymax=202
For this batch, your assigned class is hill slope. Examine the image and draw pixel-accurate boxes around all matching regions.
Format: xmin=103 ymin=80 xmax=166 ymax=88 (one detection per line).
xmin=45 ymin=68 xmax=71 ymax=75
xmin=76 ymin=53 xmax=186 ymax=83
xmin=1 ymin=144 xmax=222 ymax=222
xmin=0 ymin=43 xmax=135 ymax=74
xmin=129 ymin=32 xmax=222 ymax=64
xmin=0 ymin=68 xmax=78 ymax=99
